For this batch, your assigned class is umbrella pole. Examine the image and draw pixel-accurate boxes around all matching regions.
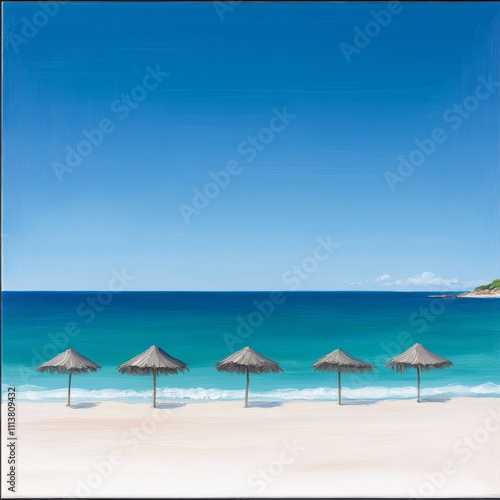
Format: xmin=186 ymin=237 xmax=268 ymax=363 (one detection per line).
xmin=417 ymin=367 xmax=421 ymax=403
xmin=153 ymin=369 xmax=157 ymax=408
xmin=338 ymin=371 xmax=342 ymax=406
xmin=244 ymin=368 xmax=249 ymax=408
xmin=67 ymin=373 xmax=72 ymax=407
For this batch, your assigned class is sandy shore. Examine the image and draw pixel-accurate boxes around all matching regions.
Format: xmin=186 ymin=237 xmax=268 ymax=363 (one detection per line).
xmin=459 ymin=295 xmax=500 ymax=299
xmin=2 ymin=398 xmax=499 ymax=498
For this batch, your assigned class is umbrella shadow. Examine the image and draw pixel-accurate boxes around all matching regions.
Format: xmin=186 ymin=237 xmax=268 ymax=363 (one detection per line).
xmin=419 ymin=396 xmax=451 ymax=403
xmin=155 ymin=402 xmax=186 ymax=409
xmin=247 ymin=401 xmax=282 ymax=408
xmin=341 ymin=399 xmax=379 ymax=406
xmin=71 ymin=402 xmax=100 ymax=409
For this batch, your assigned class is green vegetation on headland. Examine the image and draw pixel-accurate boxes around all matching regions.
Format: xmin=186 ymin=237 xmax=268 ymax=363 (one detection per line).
xmin=442 ymin=278 xmax=500 ymax=298
xmin=474 ymin=279 xmax=500 ymax=291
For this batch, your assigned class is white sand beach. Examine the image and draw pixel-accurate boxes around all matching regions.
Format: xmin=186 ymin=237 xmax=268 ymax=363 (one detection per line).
xmin=459 ymin=295 xmax=500 ymax=299
xmin=2 ymin=398 xmax=500 ymax=498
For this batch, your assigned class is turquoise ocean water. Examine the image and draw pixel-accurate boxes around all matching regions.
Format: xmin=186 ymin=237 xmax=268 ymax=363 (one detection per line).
xmin=1 ymin=291 xmax=499 ymax=403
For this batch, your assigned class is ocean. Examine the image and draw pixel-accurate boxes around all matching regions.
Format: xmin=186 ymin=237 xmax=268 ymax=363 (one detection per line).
xmin=1 ymin=291 xmax=499 ymax=403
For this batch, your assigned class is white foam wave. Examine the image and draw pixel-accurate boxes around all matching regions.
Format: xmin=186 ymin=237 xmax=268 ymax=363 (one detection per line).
xmin=3 ymin=382 xmax=499 ymax=402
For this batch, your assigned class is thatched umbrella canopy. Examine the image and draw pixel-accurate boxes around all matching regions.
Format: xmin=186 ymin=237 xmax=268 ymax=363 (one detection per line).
xmin=215 ymin=346 xmax=283 ymax=407
xmin=117 ymin=345 xmax=188 ymax=407
xmin=312 ymin=349 xmax=374 ymax=405
xmin=386 ymin=343 xmax=452 ymax=402
xmin=36 ymin=348 xmax=101 ymax=407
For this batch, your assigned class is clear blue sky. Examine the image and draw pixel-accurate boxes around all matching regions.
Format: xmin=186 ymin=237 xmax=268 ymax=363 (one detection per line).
xmin=3 ymin=2 xmax=499 ymax=291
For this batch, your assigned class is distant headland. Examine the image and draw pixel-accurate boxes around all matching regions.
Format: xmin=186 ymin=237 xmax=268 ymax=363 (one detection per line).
xmin=430 ymin=279 xmax=500 ymax=299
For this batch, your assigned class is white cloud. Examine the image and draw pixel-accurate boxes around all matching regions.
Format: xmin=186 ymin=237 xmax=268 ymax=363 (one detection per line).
xmin=370 ymin=272 xmax=461 ymax=289
xmin=373 ymin=274 xmax=392 ymax=283
xmin=402 ymin=271 xmax=459 ymax=287
xmin=347 ymin=273 xmax=487 ymax=290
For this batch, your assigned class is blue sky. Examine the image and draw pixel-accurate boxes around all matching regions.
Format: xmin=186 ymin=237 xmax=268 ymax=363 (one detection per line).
xmin=3 ymin=2 xmax=499 ymax=291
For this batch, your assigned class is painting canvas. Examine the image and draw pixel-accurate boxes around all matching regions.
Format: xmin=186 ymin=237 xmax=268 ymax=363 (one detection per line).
xmin=2 ymin=1 xmax=499 ymax=498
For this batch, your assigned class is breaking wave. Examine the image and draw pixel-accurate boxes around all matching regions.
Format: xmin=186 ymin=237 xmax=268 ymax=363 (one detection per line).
xmin=3 ymin=382 xmax=499 ymax=402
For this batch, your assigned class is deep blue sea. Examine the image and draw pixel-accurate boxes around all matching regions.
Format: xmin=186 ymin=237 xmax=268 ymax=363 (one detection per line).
xmin=2 ymin=291 xmax=499 ymax=403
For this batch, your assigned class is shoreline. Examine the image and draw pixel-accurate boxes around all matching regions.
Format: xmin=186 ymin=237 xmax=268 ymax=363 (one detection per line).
xmin=4 ymin=393 xmax=500 ymax=404
xmin=5 ymin=388 xmax=500 ymax=405
xmin=5 ymin=381 xmax=500 ymax=404
xmin=429 ymin=294 xmax=500 ymax=299
xmin=2 ymin=398 xmax=499 ymax=497
xmin=429 ymin=290 xmax=500 ymax=299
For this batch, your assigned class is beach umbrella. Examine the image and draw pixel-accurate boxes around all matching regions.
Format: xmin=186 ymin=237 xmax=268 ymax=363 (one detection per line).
xmin=386 ymin=343 xmax=453 ymax=402
xmin=36 ymin=348 xmax=101 ymax=407
xmin=117 ymin=345 xmax=188 ymax=408
xmin=215 ymin=346 xmax=283 ymax=407
xmin=312 ymin=349 xmax=374 ymax=405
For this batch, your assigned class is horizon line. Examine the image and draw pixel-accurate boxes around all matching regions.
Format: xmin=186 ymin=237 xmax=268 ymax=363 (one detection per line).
xmin=1 ymin=289 xmax=470 ymax=293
